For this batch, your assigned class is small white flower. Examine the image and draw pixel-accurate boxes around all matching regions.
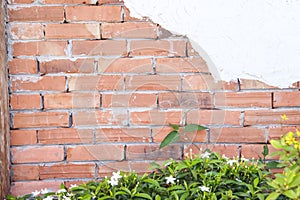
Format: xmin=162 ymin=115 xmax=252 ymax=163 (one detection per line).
xmin=227 ymin=160 xmax=237 ymax=166
xmin=56 ymin=189 xmax=67 ymax=193
xmin=108 ymin=177 xmax=119 ymax=186
xmin=63 ymin=196 xmax=71 ymax=200
xmin=241 ymin=157 xmax=249 ymax=162
xmin=32 ymin=190 xmax=40 ymax=197
xmin=201 ymin=151 xmax=211 ymax=158
xmin=199 ymin=185 xmax=210 ymax=192
xmin=235 ymin=178 xmax=242 ymax=182
xmin=43 ymin=196 xmax=54 ymax=200
xmin=41 ymin=188 xmax=49 ymax=194
xmin=112 ymin=171 xmax=122 ymax=179
xmin=166 ymin=175 xmax=176 ymax=184
xmin=70 ymin=184 xmax=77 ymax=189
xmin=222 ymin=154 xmax=228 ymax=159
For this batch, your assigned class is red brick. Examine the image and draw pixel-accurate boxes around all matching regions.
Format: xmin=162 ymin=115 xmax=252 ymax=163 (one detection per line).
xmin=268 ymin=126 xmax=300 ymax=140
xmin=130 ymin=110 xmax=182 ymax=125
xmin=41 ymin=0 xmax=97 ymax=4
xmin=126 ymin=144 xmax=181 ymax=160
xmin=152 ymin=127 xmax=207 ymax=143
xmin=98 ymin=0 xmax=123 ymax=4
xmin=273 ymin=91 xmax=300 ymax=107
xmin=40 ymin=163 xmax=95 ymax=179
xmin=10 ymin=23 xmax=43 ymax=40
xmin=123 ymin=7 xmax=139 ymax=21
xmin=156 ymin=57 xmax=209 ymax=73
xmin=11 ymin=76 xmax=66 ymax=92
xmin=219 ymin=80 xmax=239 ymax=90
xmin=158 ymin=92 xmax=213 ymax=109
xmin=96 ymin=128 xmax=150 ymax=142
xmin=98 ymin=58 xmax=152 ymax=73
xmin=45 ymin=24 xmax=100 ymax=39
xmin=66 ymin=5 xmax=122 ymax=22
xmin=10 ymin=94 xmax=41 ymax=110
xmin=187 ymin=41 xmax=199 ymax=56
xmin=187 ymin=110 xmax=242 ymax=126
xmin=67 ymin=144 xmax=124 ymax=161
xmin=10 ymin=181 xmax=60 ymax=196
xmin=68 ymin=75 xmax=123 ymax=91
xmin=12 ymin=41 xmax=67 ymax=56
xmin=12 ymin=165 xmax=39 ymax=181
xmin=10 ymin=130 xmax=37 ymax=146
xmin=8 ymin=6 xmax=64 ymax=22
xmin=239 ymin=79 xmax=277 ymax=90
xmin=73 ymin=110 xmax=127 ymax=126
xmin=215 ymin=92 xmax=272 ymax=108
xmin=241 ymin=144 xmax=276 ymax=159
xmin=182 ymin=74 xmax=220 ymax=91
xmin=8 ymin=0 xmax=34 ymax=4
xmin=102 ymin=93 xmax=156 ymax=108
xmin=244 ymin=110 xmax=300 ymax=125
xmin=102 ymin=22 xmax=157 ymax=39
xmin=13 ymin=112 xmax=69 ymax=128
xmin=126 ymin=75 xmax=180 ymax=91
xmin=8 ymin=59 xmax=37 ymax=74
xmin=98 ymin=161 xmax=151 ymax=178
xmin=184 ymin=144 xmax=239 ymax=159
xmin=38 ymin=128 xmax=94 ymax=144
xmin=40 ymin=58 xmax=94 ymax=74
xmin=44 ymin=92 xmax=100 ymax=109
xmin=12 ymin=146 xmax=64 ymax=163
xmin=72 ymin=40 xmax=127 ymax=56
xmin=210 ymin=127 xmax=266 ymax=143
xmin=130 ymin=40 xmax=185 ymax=56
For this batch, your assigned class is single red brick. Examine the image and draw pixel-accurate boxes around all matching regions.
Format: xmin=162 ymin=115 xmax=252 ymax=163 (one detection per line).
xmin=10 ymin=23 xmax=43 ymax=40
xmin=12 ymin=165 xmax=39 ymax=181
xmin=172 ymin=40 xmax=187 ymax=56
xmin=184 ymin=144 xmax=239 ymax=159
xmin=38 ymin=128 xmax=94 ymax=144
xmin=268 ymin=126 xmax=300 ymax=140
xmin=273 ymin=91 xmax=300 ymax=107
xmin=40 ymin=163 xmax=95 ymax=179
xmin=10 ymin=181 xmax=60 ymax=197
xmin=239 ymin=79 xmax=277 ymax=90
xmin=244 ymin=110 xmax=300 ymax=125
xmin=156 ymin=57 xmax=209 ymax=73
xmin=68 ymin=75 xmax=123 ymax=91
xmin=126 ymin=75 xmax=180 ymax=91
xmin=98 ymin=58 xmax=152 ymax=73
xmin=11 ymin=76 xmax=66 ymax=92
xmin=102 ymin=93 xmax=156 ymax=108
xmin=10 ymin=130 xmax=37 ymax=146
xmin=182 ymin=74 xmax=219 ymax=91
xmin=186 ymin=110 xmax=242 ymax=126
xmin=10 ymin=94 xmax=41 ymax=109
xmin=158 ymin=92 xmax=213 ymax=109
xmin=215 ymin=92 xmax=272 ymax=108
xmin=41 ymin=0 xmax=97 ymax=4
xmin=66 ymin=5 xmax=122 ymax=22
xmin=8 ymin=6 xmax=64 ymax=22
xmin=66 ymin=144 xmax=124 ymax=161
xmin=73 ymin=110 xmax=127 ymax=126
xmin=13 ymin=112 xmax=69 ymax=128
xmin=8 ymin=59 xmax=37 ymax=74
xmin=72 ymin=40 xmax=127 ymax=56
xmin=210 ymin=127 xmax=266 ymax=143
xmin=12 ymin=146 xmax=64 ymax=163
xmin=12 ymin=41 xmax=67 ymax=56
xmin=40 ymin=58 xmax=95 ymax=74
xmin=102 ymin=22 xmax=157 ymax=39
xmin=96 ymin=128 xmax=150 ymax=142
xmin=45 ymin=24 xmax=100 ymax=39
xmin=126 ymin=144 xmax=181 ymax=160
xmin=152 ymin=127 xmax=207 ymax=143
xmin=130 ymin=40 xmax=184 ymax=56
xmin=130 ymin=110 xmax=182 ymax=125
xmin=44 ymin=92 xmax=100 ymax=109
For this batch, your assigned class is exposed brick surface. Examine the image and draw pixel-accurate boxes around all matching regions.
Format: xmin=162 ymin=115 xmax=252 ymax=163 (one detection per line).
xmin=273 ymin=91 xmax=300 ymax=107
xmin=102 ymin=93 xmax=156 ymax=108
xmin=45 ymin=24 xmax=100 ymax=39
xmin=10 ymin=130 xmax=37 ymax=146
xmin=40 ymin=59 xmax=95 ymax=74
xmin=12 ymin=165 xmax=39 ymax=181
xmin=10 ymin=94 xmax=41 ymax=110
xmin=10 ymin=23 xmax=44 ymax=40
xmin=12 ymin=41 xmax=67 ymax=56
xmin=8 ymin=59 xmax=37 ymax=74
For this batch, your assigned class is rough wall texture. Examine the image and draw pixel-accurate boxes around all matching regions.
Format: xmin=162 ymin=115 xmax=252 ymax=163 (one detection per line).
xmin=6 ymin=0 xmax=300 ymax=196
xmin=0 ymin=0 xmax=10 ymax=198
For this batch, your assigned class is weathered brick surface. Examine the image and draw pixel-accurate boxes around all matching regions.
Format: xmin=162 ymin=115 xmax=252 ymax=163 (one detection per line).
xmin=5 ymin=0 xmax=300 ymax=196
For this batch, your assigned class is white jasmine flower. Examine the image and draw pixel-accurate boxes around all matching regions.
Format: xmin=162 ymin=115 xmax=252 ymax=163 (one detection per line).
xmin=199 ymin=185 xmax=210 ymax=192
xmin=227 ymin=160 xmax=238 ymax=166
xmin=41 ymin=188 xmax=49 ymax=194
xmin=166 ymin=175 xmax=176 ymax=184
xmin=201 ymin=151 xmax=211 ymax=158
xmin=43 ymin=196 xmax=54 ymax=200
xmin=235 ymin=178 xmax=242 ymax=182
xmin=70 ymin=184 xmax=77 ymax=189
xmin=56 ymin=189 xmax=67 ymax=193
xmin=32 ymin=190 xmax=40 ymax=197
xmin=112 ymin=171 xmax=122 ymax=179
xmin=108 ymin=178 xmax=119 ymax=186
xmin=222 ymin=154 xmax=228 ymax=159
xmin=63 ymin=196 xmax=71 ymax=200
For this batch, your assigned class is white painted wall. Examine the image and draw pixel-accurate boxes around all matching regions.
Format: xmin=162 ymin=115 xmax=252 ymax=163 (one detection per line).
xmin=124 ymin=0 xmax=300 ymax=88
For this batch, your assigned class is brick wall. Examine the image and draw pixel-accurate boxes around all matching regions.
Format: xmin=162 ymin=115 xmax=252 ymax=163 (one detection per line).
xmin=6 ymin=0 xmax=300 ymax=196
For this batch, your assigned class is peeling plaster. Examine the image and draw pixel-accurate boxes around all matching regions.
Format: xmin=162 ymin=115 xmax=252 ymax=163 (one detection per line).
xmin=124 ymin=0 xmax=300 ymax=88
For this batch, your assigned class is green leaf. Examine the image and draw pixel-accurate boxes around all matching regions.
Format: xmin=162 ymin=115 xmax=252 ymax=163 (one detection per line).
xmin=266 ymin=192 xmax=280 ymax=200
xmin=262 ymin=144 xmax=269 ymax=157
xmin=134 ymin=193 xmax=153 ymax=200
xmin=184 ymin=124 xmax=207 ymax=132
xmin=253 ymin=177 xmax=259 ymax=187
xmin=160 ymin=130 xmax=179 ymax=149
xmin=270 ymin=140 xmax=282 ymax=149
xmin=170 ymin=124 xmax=180 ymax=131
xmin=266 ymin=161 xmax=280 ymax=169
xmin=143 ymin=179 xmax=160 ymax=187
xmin=284 ymin=190 xmax=297 ymax=199
xmin=290 ymin=174 xmax=300 ymax=188
xmin=155 ymin=195 xmax=161 ymax=200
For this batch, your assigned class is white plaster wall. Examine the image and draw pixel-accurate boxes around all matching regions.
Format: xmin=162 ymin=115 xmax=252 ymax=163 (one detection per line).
xmin=124 ymin=0 xmax=300 ymax=88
